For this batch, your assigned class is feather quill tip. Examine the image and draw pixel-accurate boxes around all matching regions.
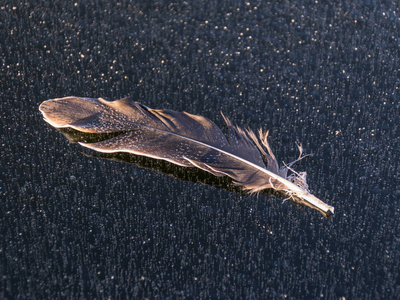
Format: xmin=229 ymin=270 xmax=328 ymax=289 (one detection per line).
xmin=291 ymin=192 xmax=334 ymax=218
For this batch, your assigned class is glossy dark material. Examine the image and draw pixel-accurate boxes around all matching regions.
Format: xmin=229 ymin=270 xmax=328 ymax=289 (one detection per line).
xmin=1 ymin=1 xmax=398 ymax=298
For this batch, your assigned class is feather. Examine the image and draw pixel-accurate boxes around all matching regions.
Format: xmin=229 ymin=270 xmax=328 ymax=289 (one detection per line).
xmin=39 ymin=96 xmax=334 ymax=217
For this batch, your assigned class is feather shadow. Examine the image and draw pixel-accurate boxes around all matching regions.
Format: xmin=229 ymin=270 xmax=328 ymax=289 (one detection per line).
xmin=58 ymin=127 xmax=312 ymax=215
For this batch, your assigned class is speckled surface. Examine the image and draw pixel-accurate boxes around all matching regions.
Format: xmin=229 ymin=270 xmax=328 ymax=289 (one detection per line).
xmin=1 ymin=1 xmax=399 ymax=298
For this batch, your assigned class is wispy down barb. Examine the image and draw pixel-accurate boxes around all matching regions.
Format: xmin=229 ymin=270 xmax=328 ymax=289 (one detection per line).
xmin=39 ymin=96 xmax=334 ymax=217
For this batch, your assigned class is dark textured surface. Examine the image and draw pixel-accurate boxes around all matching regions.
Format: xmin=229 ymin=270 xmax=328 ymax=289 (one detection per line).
xmin=1 ymin=1 xmax=399 ymax=298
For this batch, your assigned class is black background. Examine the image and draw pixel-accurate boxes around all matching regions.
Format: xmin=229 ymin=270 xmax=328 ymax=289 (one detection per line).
xmin=1 ymin=0 xmax=399 ymax=298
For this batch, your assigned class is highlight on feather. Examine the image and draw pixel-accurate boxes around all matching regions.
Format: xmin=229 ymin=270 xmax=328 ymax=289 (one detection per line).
xmin=39 ymin=96 xmax=334 ymax=217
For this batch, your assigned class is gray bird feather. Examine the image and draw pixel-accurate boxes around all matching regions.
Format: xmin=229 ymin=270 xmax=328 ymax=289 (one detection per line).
xmin=39 ymin=96 xmax=334 ymax=217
